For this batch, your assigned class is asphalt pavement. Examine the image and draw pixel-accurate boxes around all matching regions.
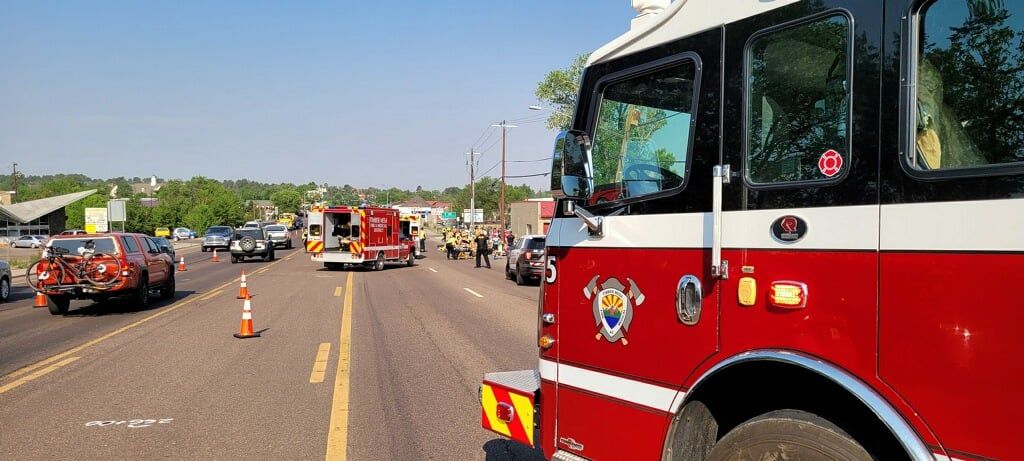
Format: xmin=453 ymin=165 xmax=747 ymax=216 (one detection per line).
xmin=0 ymin=237 xmax=543 ymax=460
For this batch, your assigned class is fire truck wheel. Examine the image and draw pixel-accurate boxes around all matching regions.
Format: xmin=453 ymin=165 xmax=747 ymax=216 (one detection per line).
xmin=374 ymin=254 xmax=385 ymax=271
xmin=707 ymin=410 xmax=871 ymax=461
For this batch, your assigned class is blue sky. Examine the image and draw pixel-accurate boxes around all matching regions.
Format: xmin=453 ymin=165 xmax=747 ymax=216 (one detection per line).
xmin=0 ymin=1 xmax=634 ymax=191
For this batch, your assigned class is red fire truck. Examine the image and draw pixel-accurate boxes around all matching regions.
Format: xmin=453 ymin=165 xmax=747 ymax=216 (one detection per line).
xmin=481 ymin=1 xmax=1023 ymax=460
xmin=306 ymin=206 xmax=416 ymax=270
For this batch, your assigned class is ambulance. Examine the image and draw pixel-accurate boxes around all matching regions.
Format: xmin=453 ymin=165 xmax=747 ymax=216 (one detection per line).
xmin=400 ymin=214 xmax=423 ymax=258
xmin=480 ymin=1 xmax=1024 ymax=460
xmin=306 ymin=206 xmax=416 ymax=270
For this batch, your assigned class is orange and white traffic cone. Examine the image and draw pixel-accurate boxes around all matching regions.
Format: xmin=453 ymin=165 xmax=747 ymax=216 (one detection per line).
xmin=236 ymin=270 xmax=251 ymax=299
xmin=233 ymin=298 xmax=260 ymax=339
xmin=33 ymin=291 xmax=47 ymax=308
xmin=211 ymin=248 xmax=220 ymax=262
xmin=178 ymin=256 xmax=187 ymax=272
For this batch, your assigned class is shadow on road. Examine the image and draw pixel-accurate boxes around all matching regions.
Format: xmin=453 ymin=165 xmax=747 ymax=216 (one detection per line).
xmin=483 ymin=439 xmax=546 ymax=461
xmin=62 ymin=290 xmax=198 ymax=317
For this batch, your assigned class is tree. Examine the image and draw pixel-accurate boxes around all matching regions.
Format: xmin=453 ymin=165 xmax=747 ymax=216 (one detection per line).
xmin=270 ymin=189 xmax=302 ymax=213
xmin=535 ymin=53 xmax=589 ymax=131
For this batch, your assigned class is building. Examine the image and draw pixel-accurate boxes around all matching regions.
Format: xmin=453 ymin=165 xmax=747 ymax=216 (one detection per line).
xmin=0 ymin=189 xmax=98 ymax=238
xmin=391 ymin=196 xmax=433 ymax=220
xmin=509 ymin=198 xmax=555 ymax=236
xmin=132 ymin=176 xmax=163 ymax=197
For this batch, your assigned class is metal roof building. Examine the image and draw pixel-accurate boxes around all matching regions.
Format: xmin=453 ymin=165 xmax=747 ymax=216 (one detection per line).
xmin=0 ymin=189 xmax=97 ymax=238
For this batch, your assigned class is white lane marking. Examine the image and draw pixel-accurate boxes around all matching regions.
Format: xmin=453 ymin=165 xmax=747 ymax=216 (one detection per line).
xmin=428 ymin=268 xmax=438 ymax=273
xmin=463 ymin=288 xmax=484 ymax=298
xmin=85 ymin=418 xmax=173 ymax=429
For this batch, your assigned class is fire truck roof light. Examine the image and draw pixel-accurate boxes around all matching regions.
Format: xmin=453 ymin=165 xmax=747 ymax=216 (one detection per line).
xmin=769 ymin=281 xmax=807 ymax=309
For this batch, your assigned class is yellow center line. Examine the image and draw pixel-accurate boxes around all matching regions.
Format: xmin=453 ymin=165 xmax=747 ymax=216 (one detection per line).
xmin=1 ymin=251 xmax=300 ymax=386
xmin=198 ymin=288 xmax=225 ymax=302
xmin=325 ymin=272 xmax=354 ymax=461
xmin=309 ymin=343 xmax=332 ymax=384
xmin=0 ymin=357 xmax=80 ymax=394
xmin=333 ymin=286 xmax=342 ymax=297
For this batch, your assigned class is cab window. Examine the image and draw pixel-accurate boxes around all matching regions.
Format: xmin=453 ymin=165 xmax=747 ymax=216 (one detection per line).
xmin=590 ymin=58 xmax=698 ymax=203
xmin=911 ymin=0 xmax=1024 ymax=173
xmin=120 ymin=236 xmax=140 ymax=253
xmin=746 ymin=14 xmax=851 ymax=185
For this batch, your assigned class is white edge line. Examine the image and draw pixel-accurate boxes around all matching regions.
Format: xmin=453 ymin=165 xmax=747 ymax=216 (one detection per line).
xmin=463 ymin=288 xmax=484 ymax=298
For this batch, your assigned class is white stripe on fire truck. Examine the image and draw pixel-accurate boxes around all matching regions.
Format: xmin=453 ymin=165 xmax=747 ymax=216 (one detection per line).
xmin=932 ymin=454 xmax=966 ymax=461
xmin=539 ymin=359 xmax=681 ymax=413
xmin=547 ymin=198 xmax=1024 ymax=252
xmin=363 ymin=245 xmax=403 ymax=252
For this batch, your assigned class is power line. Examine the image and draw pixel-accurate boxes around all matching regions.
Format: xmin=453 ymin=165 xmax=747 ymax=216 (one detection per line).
xmin=504 ymin=172 xmax=550 ymax=179
xmin=508 ymin=157 xmax=552 ymax=163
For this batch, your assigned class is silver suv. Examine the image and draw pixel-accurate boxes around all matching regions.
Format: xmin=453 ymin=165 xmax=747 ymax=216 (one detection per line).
xmin=264 ymin=224 xmax=292 ymax=249
xmin=229 ymin=228 xmax=275 ymax=263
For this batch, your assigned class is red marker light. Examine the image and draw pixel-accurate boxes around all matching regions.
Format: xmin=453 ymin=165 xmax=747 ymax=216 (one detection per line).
xmin=495 ymin=402 xmax=515 ymax=423
xmin=769 ymin=281 xmax=807 ymax=309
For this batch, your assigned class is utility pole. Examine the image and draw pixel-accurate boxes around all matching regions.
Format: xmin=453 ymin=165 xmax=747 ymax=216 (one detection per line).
xmin=466 ymin=149 xmax=479 ymax=228
xmin=491 ymin=121 xmax=517 ymax=231
xmin=11 ymin=162 xmax=18 ymax=204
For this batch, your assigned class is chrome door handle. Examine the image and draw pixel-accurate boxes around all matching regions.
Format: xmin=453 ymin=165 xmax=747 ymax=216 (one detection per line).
xmin=676 ymin=275 xmax=702 ymax=326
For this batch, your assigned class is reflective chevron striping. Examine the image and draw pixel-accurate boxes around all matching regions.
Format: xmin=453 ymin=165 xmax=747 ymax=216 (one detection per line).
xmin=480 ymin=382 xmax=534 ymax=447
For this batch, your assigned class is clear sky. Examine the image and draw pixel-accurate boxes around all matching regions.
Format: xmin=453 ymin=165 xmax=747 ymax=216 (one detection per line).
xmin=0 ymin=1 xmax=635 ymax=191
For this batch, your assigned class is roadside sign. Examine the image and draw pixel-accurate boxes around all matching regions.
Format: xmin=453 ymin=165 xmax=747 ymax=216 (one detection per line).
xmin=462 ymin=209 xmax=483 ymax=223
xmin=442 ymin=211 xmax=457 ymax=220
xmin=85 ymin=208 xmax=109 ymax=233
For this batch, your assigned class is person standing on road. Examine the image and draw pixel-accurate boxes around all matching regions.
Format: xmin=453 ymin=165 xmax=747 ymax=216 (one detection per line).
xmin=419 ymin=229 xmax=427 ymax=253
xmin=474 ymin=231 xmax=491 ymax=269
xmin=446 ymin=233 xmax=457 ymax=260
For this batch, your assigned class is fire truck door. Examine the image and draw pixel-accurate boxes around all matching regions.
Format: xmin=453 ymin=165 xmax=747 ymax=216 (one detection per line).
xmin=718 ymin=3 xmax=881 ymax=383
xmin=550 ymin=28 xmax=722 ymax=459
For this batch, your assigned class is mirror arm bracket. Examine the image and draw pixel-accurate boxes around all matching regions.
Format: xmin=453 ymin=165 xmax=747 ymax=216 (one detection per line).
xmin=571 ymin=202 xmax=604 ymax=237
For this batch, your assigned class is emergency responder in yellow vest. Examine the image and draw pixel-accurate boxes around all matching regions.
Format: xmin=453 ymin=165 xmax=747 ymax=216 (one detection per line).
xmin=446 ymin=233 xmax=457 ymax=260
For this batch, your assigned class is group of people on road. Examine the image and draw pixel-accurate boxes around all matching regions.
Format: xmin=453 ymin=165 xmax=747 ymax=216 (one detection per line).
xmin=441 ymin=226 xmax=515 ymax=269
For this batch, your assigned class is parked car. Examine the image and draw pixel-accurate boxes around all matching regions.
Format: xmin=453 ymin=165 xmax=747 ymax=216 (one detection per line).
xmin=152 ymin=236 xmax=176 ymax=261
xmin=505 ymin=235 xmax=546 ymax=285
xmin=229 ymin=228 xmax=275 ymax=263
xmin=35 ymin=233 xmax=175 ymax=314
xmin=242 ymin=221 xmax=262 ymax=229
xmin=154 ymin=227 xmax=171 ymax=238
xmin=12 ymin=235 xmax=47 ymax=248
xmin=0 ymin=259 xmax=11 ymax=302
xmin=60 ymin=229 xmax=87 ymax=236
xmin=264 ymin=224 xmax=292 ymax=249
xmin=172 ymin=227 xmax=197 ymax=240
xmin=202 ymin=226 xmax=233 ymax=252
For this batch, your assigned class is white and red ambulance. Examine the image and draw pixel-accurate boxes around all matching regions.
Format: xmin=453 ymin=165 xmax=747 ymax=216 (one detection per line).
xmin=481 ymin=1 xmax=1024 ymax=460
xmin=306 ymin=206 xmax=416 ymax=270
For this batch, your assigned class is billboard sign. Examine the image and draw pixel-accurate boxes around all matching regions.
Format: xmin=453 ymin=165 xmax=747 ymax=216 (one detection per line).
xmin=85 ymin=208 xmax=108 ymax=234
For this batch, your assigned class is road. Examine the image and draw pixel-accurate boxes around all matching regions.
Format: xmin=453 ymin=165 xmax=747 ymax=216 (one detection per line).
xmin=0 ymin=237 xmax=543 ymax=460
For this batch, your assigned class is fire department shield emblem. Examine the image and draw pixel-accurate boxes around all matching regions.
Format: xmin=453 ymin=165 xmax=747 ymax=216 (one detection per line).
xmin=584 ymin=276 xmax=645 ymax=345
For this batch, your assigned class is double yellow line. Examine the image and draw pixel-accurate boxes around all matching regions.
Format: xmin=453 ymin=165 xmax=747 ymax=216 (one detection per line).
xmin=325 ymin=272 xmax=354 ymax=461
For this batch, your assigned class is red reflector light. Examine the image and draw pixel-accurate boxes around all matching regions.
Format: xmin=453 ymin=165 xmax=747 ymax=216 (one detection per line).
xmin=495 ymin=402 xmax=515 ymax=423
xmin=769 ymin=281 xmax=807 ymax=308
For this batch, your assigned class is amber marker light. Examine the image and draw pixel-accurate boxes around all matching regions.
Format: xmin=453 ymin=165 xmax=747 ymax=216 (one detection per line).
xmin=538 ymin=335 xmax=556 ymax=349
xmin=768 ymin=281 xmax=807 ymax=309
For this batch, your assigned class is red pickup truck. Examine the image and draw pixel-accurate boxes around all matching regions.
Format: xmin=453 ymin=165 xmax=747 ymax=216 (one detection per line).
xmin=32 ymin=233 xmax=176 ymax=315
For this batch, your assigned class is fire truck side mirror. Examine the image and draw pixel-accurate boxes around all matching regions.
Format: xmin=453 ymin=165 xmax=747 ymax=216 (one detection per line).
xmin=552 ymin=130 xmax=593 ymax=199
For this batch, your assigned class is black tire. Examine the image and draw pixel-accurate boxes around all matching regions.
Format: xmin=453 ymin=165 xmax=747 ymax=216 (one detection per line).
xmin=160 ymin=272 xmax=175 ymax=299
xmin=515 ymin=262 xmax=525 ymax=285
xmin=286 ymin=240 xmax=293 ymax=249
xmin=239 ymin=236 xmax=257 ymax=253
xmin=505 ymin=261 xmax=513 ymax=280
xmin=707 ymin=410 xmax=871 ymax=461
xmin=134 ymin=275 xmax=150 ymax=309
xmin=201 ymin=247 xmax=208 ymax=252
xmin=0 ymin=276 xmax=10 ymax=302
xmin=374 ymin=253 xmax=385 ymax=271
xmin=231 ymin=255 xmax=239 ymax=264
xmin=47 ymin=295 xmax=70 ymax=315
xmin=406 ymin=250 xmax=415 ymax=267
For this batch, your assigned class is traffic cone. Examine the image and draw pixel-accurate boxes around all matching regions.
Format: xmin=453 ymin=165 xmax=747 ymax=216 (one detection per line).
xmin=33 ymin=291 xmax=47 ymax=308
xmin=178 ymin=256 xmax=187 ymax=272
xmin=233 ymin=299 xmax=260 ymax=339
xmin=211 ymin=248 xmax=220 ymax=262
xmin=236 ymin=270 xmax=251 ymax=299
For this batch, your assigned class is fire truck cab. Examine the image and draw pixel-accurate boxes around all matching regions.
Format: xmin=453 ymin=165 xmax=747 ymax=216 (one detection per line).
xmin=307 ymin=206 xmax=416 ymax=270
xmin=481 ymin=1 xmax=1024 ymax=460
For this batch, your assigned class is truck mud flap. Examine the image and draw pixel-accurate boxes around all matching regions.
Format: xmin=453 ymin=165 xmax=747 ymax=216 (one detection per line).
xmin=480 ymin=370 xmax=539 ymax=448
